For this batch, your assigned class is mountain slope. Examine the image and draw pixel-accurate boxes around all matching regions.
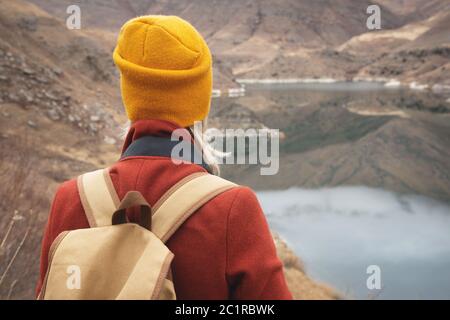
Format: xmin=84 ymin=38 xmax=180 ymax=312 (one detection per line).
xmin=0 ymin=0 xmax=121 ymax=299
xmin=342 ymin=10 xmax=450 ymax=85
xmin=26 ymin=0 xmax=415 ymax=86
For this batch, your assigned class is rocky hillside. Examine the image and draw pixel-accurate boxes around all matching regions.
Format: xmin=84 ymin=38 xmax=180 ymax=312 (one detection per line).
xmin=26 ymin=0 xmax=450 ymax=88
xmin=0 ymin=0 xmax=122 ymax=299
xmin=341 ymin=9 xmax=450 ymax=86
xmin=0 ymin=0 xmax=122 ymax=137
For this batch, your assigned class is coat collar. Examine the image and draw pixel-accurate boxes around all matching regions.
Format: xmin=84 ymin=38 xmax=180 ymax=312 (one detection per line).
xmin=121 ymin=119 xmax=192 ymax=156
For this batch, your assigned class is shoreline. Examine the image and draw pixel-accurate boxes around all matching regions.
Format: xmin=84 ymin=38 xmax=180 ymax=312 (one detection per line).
xmin=272 ymin=233 xmax=341 ymax=300
xmin=212 ymin=77 xmax=450 ymax=99
xmin=232 ymin=77 xmax=450 ymax=94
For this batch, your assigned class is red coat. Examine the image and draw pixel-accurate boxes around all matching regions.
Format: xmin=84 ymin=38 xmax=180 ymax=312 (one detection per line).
xmin=37 ymin=120 xmax=292 ymax=300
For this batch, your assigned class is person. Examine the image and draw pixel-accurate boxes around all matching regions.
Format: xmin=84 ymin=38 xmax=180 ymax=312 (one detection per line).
xmin=36 ymin=15 xmax=292 ymax=300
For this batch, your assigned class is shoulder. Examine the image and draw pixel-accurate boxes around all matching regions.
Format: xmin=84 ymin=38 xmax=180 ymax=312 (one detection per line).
xmin=53 ymin=178 xmax=79 ymax=205
xmin=209 ymin=182 xmax=263 ymax=218
xmin=51 ymin=177 xmax=81 ymax=214
xmin=49 ymin=176 xmax=89 ymax=230
xmin=227 ymin=185 xmax=260 ymax=208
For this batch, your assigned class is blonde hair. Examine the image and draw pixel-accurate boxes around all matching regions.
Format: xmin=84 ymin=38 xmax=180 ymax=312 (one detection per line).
xmin=188 ymin=119 xmax=221 ymax=176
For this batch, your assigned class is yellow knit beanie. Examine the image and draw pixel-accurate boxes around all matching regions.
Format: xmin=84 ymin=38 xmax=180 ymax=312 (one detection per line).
xmin=113 ymin=15 xmax=212 ymax=127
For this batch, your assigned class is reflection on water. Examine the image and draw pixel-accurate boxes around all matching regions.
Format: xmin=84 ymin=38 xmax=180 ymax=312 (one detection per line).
xmin=257 ymin=187 xmax=450 ymax=299
xmin=234 ymin=81 xmax=449 ymax=120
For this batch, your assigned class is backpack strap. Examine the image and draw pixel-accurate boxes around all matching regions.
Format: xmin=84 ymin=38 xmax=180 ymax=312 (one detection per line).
xmin=77 ymin=168 xmax=120 ymax=228
xmin=77 ymin=169 xmax=237 ymax=238
xmin=151 ymin=173 xmax=237 ymax=243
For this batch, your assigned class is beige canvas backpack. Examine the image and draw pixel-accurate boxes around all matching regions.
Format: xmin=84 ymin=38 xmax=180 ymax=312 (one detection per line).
xmin=38 ymin=168 xmax=236 ymax=300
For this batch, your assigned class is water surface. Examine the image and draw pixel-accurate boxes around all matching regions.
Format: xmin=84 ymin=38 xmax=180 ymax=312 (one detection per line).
xmin=257 ymin=187 xmax=450 ymax=299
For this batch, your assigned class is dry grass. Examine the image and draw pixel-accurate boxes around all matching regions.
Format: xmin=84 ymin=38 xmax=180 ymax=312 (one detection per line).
xmin=0 ymin=133 xmax=47 ymax=299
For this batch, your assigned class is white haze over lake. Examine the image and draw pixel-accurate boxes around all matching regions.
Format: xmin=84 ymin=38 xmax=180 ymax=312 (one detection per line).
xmin=256 ymin=186 xmax=450 ymax=299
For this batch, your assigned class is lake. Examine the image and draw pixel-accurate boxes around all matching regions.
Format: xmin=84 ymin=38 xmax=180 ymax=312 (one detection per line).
xmin=258 ymin=186 xmax=450 ymax=299
xmin=215 ymin=82 xmax=450 ymax=299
